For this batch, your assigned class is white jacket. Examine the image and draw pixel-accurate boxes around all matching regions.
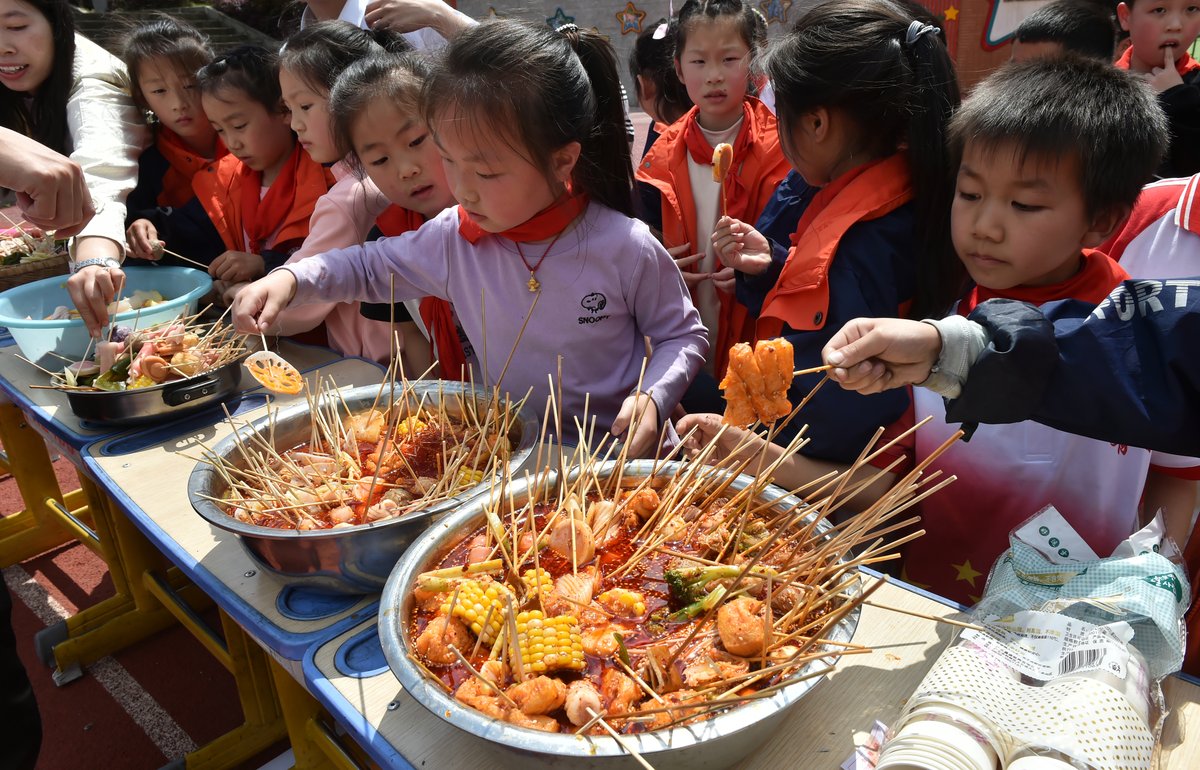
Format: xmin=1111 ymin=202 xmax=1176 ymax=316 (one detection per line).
xmin=67 ymin=34 xmax=149 ymax=250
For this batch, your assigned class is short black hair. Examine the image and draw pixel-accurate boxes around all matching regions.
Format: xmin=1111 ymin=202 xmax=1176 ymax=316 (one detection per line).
xmin=196 ymin=45 xmax=283 ymax=112
xmin=1014 ymin=0 xmax=1116 ymax=61
xmin=949 ymin=54 xmax=1166 ymax=218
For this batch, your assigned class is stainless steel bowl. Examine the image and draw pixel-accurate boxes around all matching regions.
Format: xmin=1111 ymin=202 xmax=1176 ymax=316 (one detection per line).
xmin=188 ymin=381 xmax=540 ymax=594
xmin=378 ymin=460 xmax=861 ymax=769
xmin=66 ymin=358 xmax=243 ymax=426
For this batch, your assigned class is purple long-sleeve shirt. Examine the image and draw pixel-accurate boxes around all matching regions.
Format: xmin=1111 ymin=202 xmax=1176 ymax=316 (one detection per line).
xmin=284 ymin=202 xmax=708 ymax=441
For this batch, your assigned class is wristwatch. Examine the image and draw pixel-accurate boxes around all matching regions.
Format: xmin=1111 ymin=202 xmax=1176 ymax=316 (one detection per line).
xmin=70 ymin=257 xmax=122 ymax=274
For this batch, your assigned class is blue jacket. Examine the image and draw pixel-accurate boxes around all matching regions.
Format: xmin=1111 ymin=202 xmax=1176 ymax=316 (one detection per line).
xmin=737 ymin=170 xmax=917 ymax=462
xmin=952 ymin=283 xmax=1200 ymax=455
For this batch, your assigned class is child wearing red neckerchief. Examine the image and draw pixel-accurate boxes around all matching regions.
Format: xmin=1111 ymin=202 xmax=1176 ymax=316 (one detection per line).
xmin=193 ymin=45 xmax=333 ymax=302
xmin=234 ymin=21 xmax=707 ymax=458
xmin=1116 ymin=0 xmax=1200 ymax=177
xmin=636 ymin=0 xmax=788 ymax=381
xmin=121 ymin=17 xmax=227 ymax=269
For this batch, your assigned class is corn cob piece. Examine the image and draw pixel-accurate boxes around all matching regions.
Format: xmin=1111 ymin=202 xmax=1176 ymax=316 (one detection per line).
xmin=521 ymin=567 xmax=553 ymax=604
xmin=442 ymin=579 xmax=510 ymax=646
xmin=597 ymin=587 xmax=647 ymax=618
xmin=455 ymin=467 xmax=485 ymax=487
xmin=516 ymin=610 xmax=585 ymax=674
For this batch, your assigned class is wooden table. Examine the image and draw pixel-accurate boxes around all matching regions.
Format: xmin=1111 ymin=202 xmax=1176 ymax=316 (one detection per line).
xmin=301 ymin=580 xmax=1200 ymax=769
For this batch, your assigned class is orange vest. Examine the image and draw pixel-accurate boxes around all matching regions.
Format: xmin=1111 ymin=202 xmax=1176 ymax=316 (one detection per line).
xmin=192 ymin=149 xmax=334 ymax=254
xmin=758 ymin=153 xmax=913 ymax=337
xmin=637 ymin=98 xmax=790 ymax=375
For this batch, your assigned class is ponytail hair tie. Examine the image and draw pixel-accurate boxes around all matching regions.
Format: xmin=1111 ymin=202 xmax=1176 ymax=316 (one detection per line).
xmin=905 ymin=20 xmax=937 ymax=46
xmin=555 ymin=22 xmax=580 ymax=35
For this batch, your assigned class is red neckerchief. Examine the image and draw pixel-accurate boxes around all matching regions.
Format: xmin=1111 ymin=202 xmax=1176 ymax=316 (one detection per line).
xmin=456 ymin=191 xmax=589 ymax=245
xmin=958 ymin=249 xmax=1128 ymax=315
xmin=1116 ymin=47 xmax=1200 ymax=77
xmin=681 ymin=99 xmax=758 ymax=223
xmin=156 ymin=127 xmax=226 ymax=208
xmin=239 ymin=142 xmax=304 ymax=254
xmin=376 ymin=205 xmax=468 ymax=381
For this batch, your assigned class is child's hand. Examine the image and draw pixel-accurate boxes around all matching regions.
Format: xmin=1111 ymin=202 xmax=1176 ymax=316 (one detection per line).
xmin=126 ymin=220 xmax=163 ymax=261
xmin=711 ymin=266 xmax=736 ymax=293
xmin=822 ymin=317 xmax=942 ymax=394
xmin=233 ymin=270 xmax=298 ymax=334
xmin=676 ymin=412 xmax=758 ymax=463
xmin=712 ymin=216 xmax=772 ymax=276
xmin=210 ymin=250 xmax=266 ymax=284
xmin=667 ymin=242 xmax=711 ymax=289
xmin=611 ymin=392 xmax=660 ymax=458
xmin=1147 ymin=45 xmax=1184 ymax=93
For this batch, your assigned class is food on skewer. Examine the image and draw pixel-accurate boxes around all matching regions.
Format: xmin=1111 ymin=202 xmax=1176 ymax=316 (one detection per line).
xmin=720 ymin=338 xmax=796 ymax=426
xmin=209 ymin=382 xmax=523 ymax=531
xmin=49 ymin=315 xmax=245 ymax=391
xmin=711 ymin=142 xmax=734 ymax=183
xmin=244 ymin=350 xmax=304 ymax=395
xmin=42 ymin=289 xmax=166 ymax=321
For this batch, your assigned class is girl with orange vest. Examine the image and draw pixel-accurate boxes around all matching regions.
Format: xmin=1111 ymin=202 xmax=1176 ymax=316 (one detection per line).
xmin=636 ymin=0 xmax=789 ymax=382
xmin=194 ymin=45 xmax=333 ymax=301
xmin=702 ymin=0 xmax=962 ymax=461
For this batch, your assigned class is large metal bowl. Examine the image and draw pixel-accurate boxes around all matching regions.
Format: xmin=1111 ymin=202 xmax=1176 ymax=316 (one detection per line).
xmin=378 ymin=460 xmax=861 ymax=769
xmin=188 ymin=381 xmax=540 ymax=594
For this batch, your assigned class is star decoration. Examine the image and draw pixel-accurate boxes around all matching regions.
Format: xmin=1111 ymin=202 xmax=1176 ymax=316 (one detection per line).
xmin=547 ymin=7 xmax=575 ymax=30
xmin=952 ymin=559 xmax=983 ymax=586
xmin=760 ymin=0 xmax=793 ymax=25
xmin=945 ymin=6 xmax=959 ymax=22
xmin=616 ymin=2 xmax=646 ymax=35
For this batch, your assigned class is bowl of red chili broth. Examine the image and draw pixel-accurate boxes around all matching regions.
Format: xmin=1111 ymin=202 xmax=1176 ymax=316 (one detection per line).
xmin=378 ymin=459 xmax=862 ymax=768
xmin=188 ymin=380 xmax=540 ymax=594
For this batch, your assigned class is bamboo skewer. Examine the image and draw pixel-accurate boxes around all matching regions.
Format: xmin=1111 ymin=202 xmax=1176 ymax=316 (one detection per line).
xmin=792 ymin=363 xmax=833 ymax=377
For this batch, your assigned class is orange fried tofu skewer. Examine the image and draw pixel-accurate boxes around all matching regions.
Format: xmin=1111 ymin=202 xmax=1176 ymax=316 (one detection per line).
xmin=754 ymin=338 xmax=794 ymax=423
xmin=721 ymin=342 xmax=769 ymax=426
xmin=712 ymin=142 xmax=733 ymax=219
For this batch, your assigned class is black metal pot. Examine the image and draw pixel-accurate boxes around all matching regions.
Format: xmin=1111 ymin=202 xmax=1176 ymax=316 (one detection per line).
xmin=65 ymin=358 xmax=243 ymax=426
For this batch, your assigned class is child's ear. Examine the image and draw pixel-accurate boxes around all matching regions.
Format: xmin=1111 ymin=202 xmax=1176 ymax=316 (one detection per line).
xmin=550 ymin=141 xmax=582 ymax=185
xmin=1082 ymin=205 xmax=1131 ymax=248
xmin=673 ymin=58 xmax=684 ymax=87
xmin=805 ymin=107 xmax=831 ymax=143
xmin=1116 ymin=3 xmax=1132 ymax=33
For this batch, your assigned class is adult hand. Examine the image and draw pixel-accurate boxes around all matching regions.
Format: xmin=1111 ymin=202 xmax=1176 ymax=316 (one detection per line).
xmin=667 ymin=242 xmax=710 ymax=289
xmin=126 ymin=219 xmax=162 ymax=261
xmin=711 ymin=216 xmax=772 ymax=276
xmin=611 ymin=392 xmax=660 ymax=458
xmin=232 ymin=270 xmax=298 ymax=334
xmin=1147 ymin=45 xmax=1184 ymax=93
xmin=675 ymin=412 xmax=757 ymax=463
xmin=209 ymin=250 xmax=266 ymax=284
xmin=67 ymin=265 xmax=124 ymax=337
xmin=0 ymin=128 xmax=94 ymax=236
xmin=821 ymin=317 xmax=942 ymax=394
xmin=364 ymin=0 xmax=471 ymax=38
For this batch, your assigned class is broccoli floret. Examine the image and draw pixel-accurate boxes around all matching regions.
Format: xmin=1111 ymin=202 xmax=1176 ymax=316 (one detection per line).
xmin=669 ymin=584 xmax=728 ymax=621
xmin=664 ymin=564 xmax=780 ymax=609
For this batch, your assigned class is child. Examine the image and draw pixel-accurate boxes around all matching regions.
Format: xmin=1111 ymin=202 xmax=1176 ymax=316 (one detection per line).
xmin=1011 ymin=0 xmax=1117 ymax=62
xmin=194 ymin=45 xmax=333 ymax=297
xmin=690 ymin=55 xmax=1187 ymax=606
xmin=234 ymin=20 xmax=708 ymax=456
xmin=0 ymin=0 xmax=149 ymax=335
xmin=708 ymin=0 xmax=962 ymax=462
xmin=260 ymin=21 xmax=421 ymax=365
xmin=1115 ymin=0 xmax=1200 ymax=176
xmin=122 ymin=15 xmax=227 ymax=268
xmin=629 ymin=17 xmax=694 ymax=154
xmin=327 ymin=52 xmax=467 ymax=378
xmin=636 ymin=0 xmax=788 ymax=380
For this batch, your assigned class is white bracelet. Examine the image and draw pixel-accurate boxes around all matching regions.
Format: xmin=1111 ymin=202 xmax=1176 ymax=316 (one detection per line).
xmin=70 ymin=257 xmax=121 ymax=274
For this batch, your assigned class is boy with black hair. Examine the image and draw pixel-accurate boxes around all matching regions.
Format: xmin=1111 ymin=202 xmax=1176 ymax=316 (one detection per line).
xmin=1116 ymin=0 xmax=1200 ymax=176
xmin=681 ymin=55 xmax=1195 ymax=605
xmin=1012 ymin=0 xmax=1117 ymax=61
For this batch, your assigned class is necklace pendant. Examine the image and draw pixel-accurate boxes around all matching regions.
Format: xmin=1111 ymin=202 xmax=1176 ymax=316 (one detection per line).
xmin=527 ymin=274 xmax=541 ymax=293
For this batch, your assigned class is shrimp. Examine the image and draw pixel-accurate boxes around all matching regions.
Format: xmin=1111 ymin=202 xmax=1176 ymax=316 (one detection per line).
xmin=716 ymin=596 xmax=766 ymax=657
xmin=637 ymin=689 xmax=707 ymax=730
xmin=328 ymin=505 xmax=356 ymax=526
xmin=455 ymin=677 xmax=508 ymax=720
xmin=565 ymin=679 xmax=602 ymax=727
xmin=365 ymin=497 xmax=402 ymax=522
xmin=683 ymin=649 xmax=750 ymax=688
xmin=414 ymin=613 xmax=472 ymax=665
xmin=581 ymin=626 xmax=621 ymax=657
xmin=506 ymin=676 xmax=567 ymax=715
xmin=624 ymin=488 xmax=660 ymax=521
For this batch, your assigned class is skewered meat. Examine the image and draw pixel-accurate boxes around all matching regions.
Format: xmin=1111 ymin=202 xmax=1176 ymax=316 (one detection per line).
xmin=720 ymin=339 xmax=796 ymax=426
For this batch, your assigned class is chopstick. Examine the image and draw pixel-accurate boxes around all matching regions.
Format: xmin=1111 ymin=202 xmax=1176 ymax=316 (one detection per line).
xmin=159 ymin=246 xmax=211 ymax=271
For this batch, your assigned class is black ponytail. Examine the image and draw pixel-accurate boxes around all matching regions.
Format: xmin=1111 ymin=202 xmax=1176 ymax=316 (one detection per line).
xmin=766 ymin=0 xmax=964 ymax=317
xmin=423 ymin=19 xmax=634 ymax=217
xmin=279 ymin=19 xmax=411 ymax=94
